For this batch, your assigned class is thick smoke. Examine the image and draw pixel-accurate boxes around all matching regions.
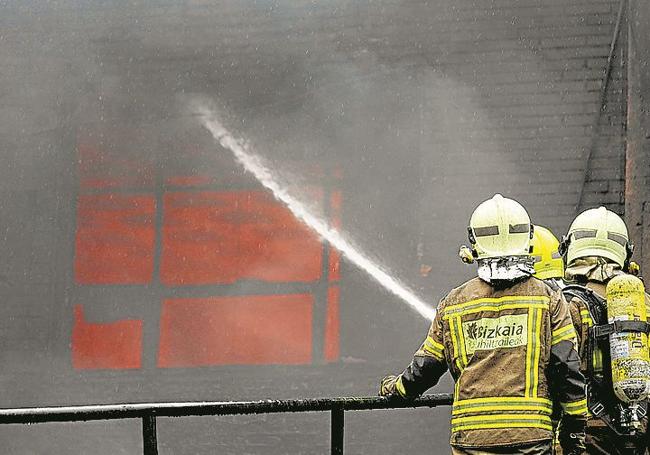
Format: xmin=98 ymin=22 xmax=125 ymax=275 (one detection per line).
xmin=0 ymin=1 xmax=588 ymax=454
xmin=0 ymin=0 xmax=543 ymax=376
xmin=196 ymin=100 xmax=437 ymax=320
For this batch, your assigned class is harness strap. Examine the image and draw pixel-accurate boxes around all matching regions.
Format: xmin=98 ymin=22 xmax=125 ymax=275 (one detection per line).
xmin=592 ymin=320 xmax=650 ymax=338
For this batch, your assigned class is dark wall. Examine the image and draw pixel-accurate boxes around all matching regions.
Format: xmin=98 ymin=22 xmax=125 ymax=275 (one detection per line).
xmin=0 ymin=0 xmax=634 ymax=453
xmin=627 ymin=0 xmax=650 ymax=276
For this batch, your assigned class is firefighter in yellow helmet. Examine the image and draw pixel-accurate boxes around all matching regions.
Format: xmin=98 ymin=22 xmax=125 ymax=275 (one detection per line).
xmin=531 ymin=225 xmax=565 ymax=284
xmin=559 ymin=207 xmax=650 ymax=455
xmin=462 ymin=224 xmax=566 ymax=286
xmin=528 ymin=225 xmax=585 ymax=452
xmin=380 ymin=194 xmax=587 ymax=455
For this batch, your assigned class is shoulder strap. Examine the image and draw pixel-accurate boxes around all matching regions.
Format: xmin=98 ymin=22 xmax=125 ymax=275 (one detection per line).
xmin=562 ymin=284 xmax=649 ymax=437
xmin=562 ymin=284 xmax=607 ymax=324
xmin=563 ymin=284 xmax=650 ymax=336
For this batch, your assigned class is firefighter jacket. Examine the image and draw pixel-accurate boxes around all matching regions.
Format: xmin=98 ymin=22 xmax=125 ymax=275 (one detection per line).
xmin=564 ymin=258 xmax=621 ymax=377
xmin=394 ymin=275 xmax=586 ymax=448
xmin=564 ymin=257 xmax=650 ymax=372
xmin=564 ymin=257 xmax=650 ymax=437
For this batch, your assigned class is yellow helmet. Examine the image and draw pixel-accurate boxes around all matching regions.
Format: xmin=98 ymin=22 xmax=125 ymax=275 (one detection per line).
xmin=563 ymin=207 xmax=633 ymax=268
xmin=530 ymin=225 xmax=564 ymax=280
xmin=468 ymin=194 xmax=532 ymax=260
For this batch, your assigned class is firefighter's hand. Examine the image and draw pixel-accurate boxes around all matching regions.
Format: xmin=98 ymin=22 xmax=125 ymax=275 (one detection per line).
xmin=379 ymin=375 xmax=400 ymax=397
xmin=558 ymin=416 xmax=587 ymax=455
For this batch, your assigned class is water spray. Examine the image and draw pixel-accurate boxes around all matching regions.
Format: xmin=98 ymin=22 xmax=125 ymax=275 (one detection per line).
xmin=195 ymin=103 xmax=436 ymax=321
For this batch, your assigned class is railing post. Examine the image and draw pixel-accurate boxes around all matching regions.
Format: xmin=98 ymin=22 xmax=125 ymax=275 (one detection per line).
xmin=142 ymin=415 xmax=158 ymax=455
xmin=331 ymin=404 xmax=344 ymax=455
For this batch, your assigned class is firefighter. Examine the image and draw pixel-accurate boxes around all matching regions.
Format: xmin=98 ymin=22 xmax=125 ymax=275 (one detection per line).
xmin=531 ymin=225 xmax=566 ymax=289
xmin=380 ymin=194 xmax=587 ymax=455
xmin=463 ymin=224 xmax=566 ymax=287
xmin=530 ymin=225 xmax=571 ymax=448
xmin=559 ymin=206 xmax=650 ymax=454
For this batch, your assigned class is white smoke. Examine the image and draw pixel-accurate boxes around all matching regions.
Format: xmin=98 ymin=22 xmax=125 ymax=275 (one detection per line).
xmin=194 ymin=101 xmax=436 ymax=321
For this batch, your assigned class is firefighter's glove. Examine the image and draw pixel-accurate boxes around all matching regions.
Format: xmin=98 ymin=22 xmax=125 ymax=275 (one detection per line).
xmin=558 ymin=416 xmax=587 ymax=455
xmin=379 ymin=375 xmax=402 ymax=397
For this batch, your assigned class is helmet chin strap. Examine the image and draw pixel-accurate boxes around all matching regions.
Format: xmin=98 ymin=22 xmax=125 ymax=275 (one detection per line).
xmin=477 ymin=256 xmax=535 ymax=284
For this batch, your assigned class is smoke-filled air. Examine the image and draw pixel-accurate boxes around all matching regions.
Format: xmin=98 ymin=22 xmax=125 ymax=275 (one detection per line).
xmin=196 ymin=101 xmax=437 ymax=321
xmin=1 ymin=0 xmax=646 ymax=453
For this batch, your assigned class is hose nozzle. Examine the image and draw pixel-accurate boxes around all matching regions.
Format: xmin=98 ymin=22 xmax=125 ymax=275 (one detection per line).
xmin=459 ymin=245 xmax=475 ymax=264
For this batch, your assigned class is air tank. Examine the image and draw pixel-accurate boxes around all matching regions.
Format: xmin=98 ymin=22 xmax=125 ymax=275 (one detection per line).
xmin=606 ymin=275 xmax=650 ymax=404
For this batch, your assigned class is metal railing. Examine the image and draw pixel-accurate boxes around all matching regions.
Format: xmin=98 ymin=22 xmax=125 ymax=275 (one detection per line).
xmin=0 ymin=394 xmax=453 ymax=454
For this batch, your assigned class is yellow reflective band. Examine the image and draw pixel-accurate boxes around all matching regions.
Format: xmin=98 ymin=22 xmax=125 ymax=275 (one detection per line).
xmin=443 ymin=296 xmax=550 ymax=319
xmin=425 ymin=336 xmax=445 ymax=353
xmin=532 ymin=308 xmax=542 ymax=397
xmin=395 ymin=376 xmax=407 ymax=398
xmin=453 ymin=405 xmax=551 ymax=415
xmin=453 ymin=397 xmax=553 ymax=416
xmin=561 ymin=399 xmax=587 ymax=416
xmin=422 ymin=345 xmax=444 ymax=360
xmin=579 ymin=310 xmax=593 ymax=327
xmin=562 ymin=398 xmax=587 ymax=409
xmin=445 ymin=295 xmax=550 ymax=312
xmin=455 ymin=316 xmax=469 ymax=368
xmin=451 ymin=413 xmax=552 ymax=424
xmin=593 ymin=347 xmax=603 ymax=372
xmin=552 ymin=332 xmax=576 ymax=345
xmin=551 ymin=324 xmax=576 ymax=345
xmin=523 ymin=309 xmax=543 ymax=397
xmin=449 ymin=317 xmax=465 ymax=371
xmin=444 ymin=303 xmax=549 ymax=319
xmin=525 ymin=309 xmax=533 ymax=397
xmin=422 ymin=337 xmax=445 ymax=360
xmin=454 ymin=396 xmax=552 ymax=405
xmin=452 ymin=422 xmax=553 ymax=432
xmin=564 ymin=406 xmax=588 ymax=416
xmin=552 ymin=324 xmax=574 ymax=339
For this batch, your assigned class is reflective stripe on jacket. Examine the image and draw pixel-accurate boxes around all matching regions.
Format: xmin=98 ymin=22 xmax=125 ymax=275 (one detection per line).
xmin=397 ymin=276 xmax=586 ymax=448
